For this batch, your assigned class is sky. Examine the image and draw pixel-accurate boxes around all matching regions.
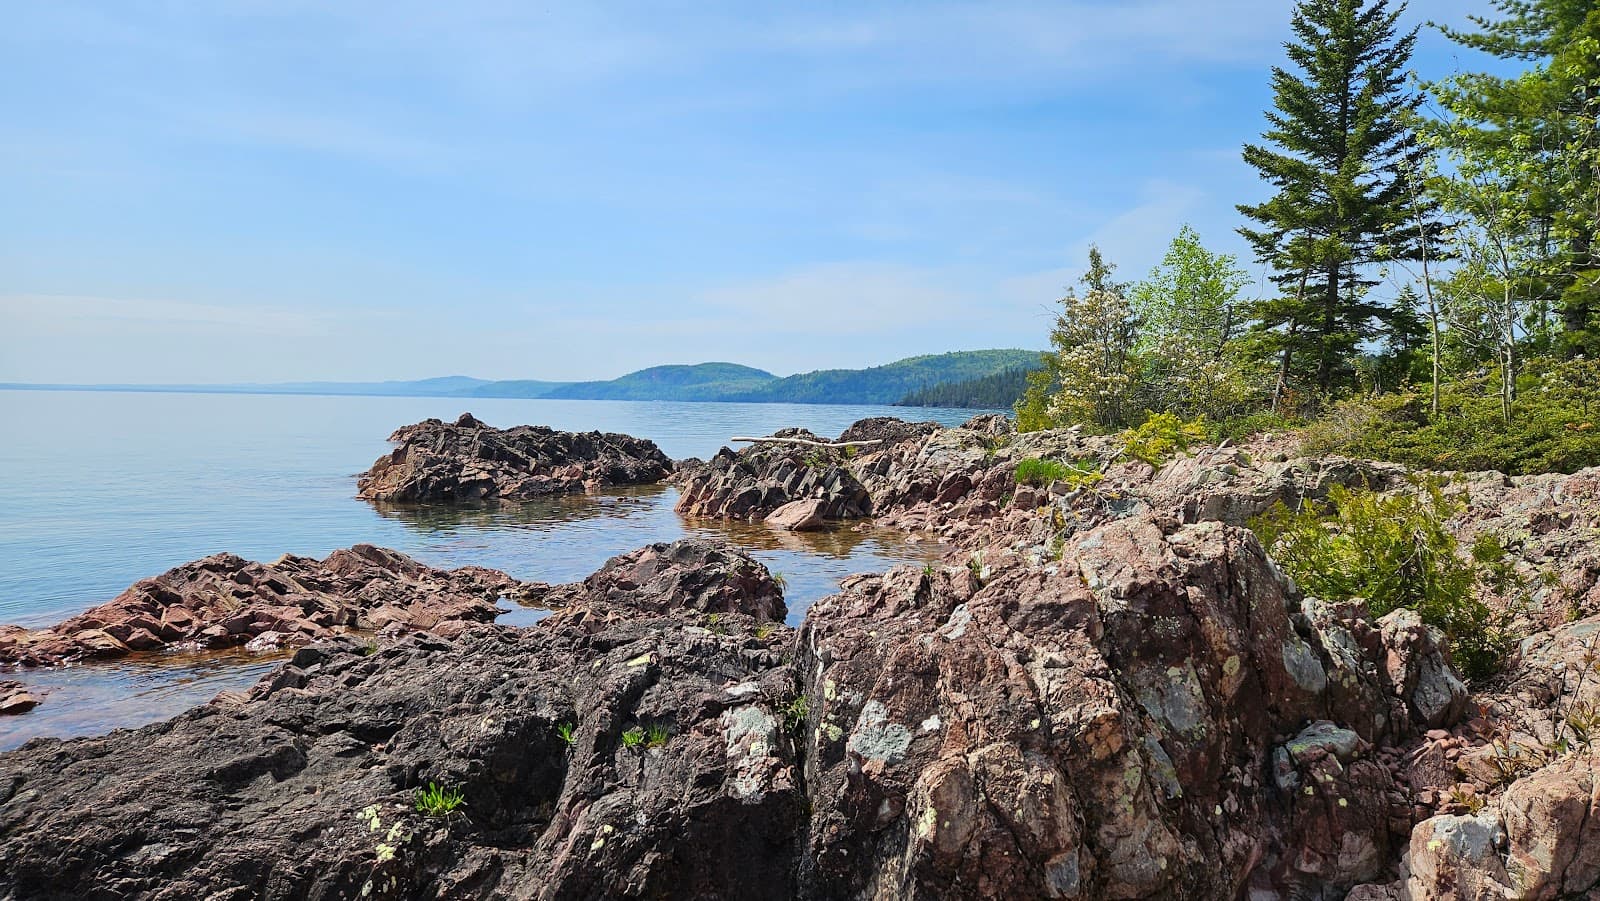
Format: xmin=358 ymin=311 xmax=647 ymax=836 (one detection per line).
xmin=2 ymin=0 xmax=1504 ymax=383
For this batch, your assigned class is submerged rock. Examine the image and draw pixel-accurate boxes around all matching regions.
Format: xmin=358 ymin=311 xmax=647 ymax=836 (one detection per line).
xmin=0 ymin=545 xmax=520 ymax=666
xmin=357 ymin=413 xmax=673 ymax=503
xmin=0 ymin=682 xmax=39 ymax=716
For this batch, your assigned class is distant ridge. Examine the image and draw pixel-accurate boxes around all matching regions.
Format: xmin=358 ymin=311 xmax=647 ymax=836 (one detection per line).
xmin=2 ymin=350 xmax=1040 ymax=408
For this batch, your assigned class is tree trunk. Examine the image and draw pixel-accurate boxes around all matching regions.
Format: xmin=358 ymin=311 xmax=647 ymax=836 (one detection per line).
xmin=1316 ymin=262 xmax=1339 ymax=394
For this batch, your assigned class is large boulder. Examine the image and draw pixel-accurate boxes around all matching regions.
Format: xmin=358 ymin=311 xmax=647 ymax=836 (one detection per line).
xmin=793 ymin=516 xmax=1426 ymax=899
xmin=0 ymin=545 xmax=519 ymax=666
xmin=520 ymin=539 xmax=787 ymax=624
xmin=357 ymin=413 xmax=673 ymax=503
xmin=675 ymin=430 xmax=873 ymax=522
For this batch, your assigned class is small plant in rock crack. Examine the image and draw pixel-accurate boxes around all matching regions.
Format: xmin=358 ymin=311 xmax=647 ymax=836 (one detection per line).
xmin=646 ymin=725 xmax=670 ymax=748
xmin=705 ymin=612 xmax=729 ymax=635
xmin=966 ymin=551 xmax=990 ymax=585
xmin=754 ymin=622 xmax=777 ymax=640
xmin=783 ymin=695 xmax=810 ymax=734
xmin=921 ymin=562 xmax=937 ymax=579
xmin=621 ymin=726 xmax=647 ymax=749
xmin=771 ymin=571 xmax=788 ymax=590
xmin=414 ymin=782 xmax=466 ymax=818
xmin=360 ymin=640 xmax=379 ymax=656
xmin=1447 ymin=786 xmax=1485 ymax=814
xmin=556 ymin=722 xmax=577 ymax=747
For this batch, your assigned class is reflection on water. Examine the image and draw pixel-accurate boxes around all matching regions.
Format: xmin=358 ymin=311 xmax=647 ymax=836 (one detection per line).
xmin=372 ymin=485 xmax=945 ymax=623
xmin=2 ymin=648 xmax=289 ymax=751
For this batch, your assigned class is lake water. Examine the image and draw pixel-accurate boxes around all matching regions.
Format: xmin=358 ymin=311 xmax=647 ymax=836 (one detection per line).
xmin=0 ymin=389 xmax=978 ymax=748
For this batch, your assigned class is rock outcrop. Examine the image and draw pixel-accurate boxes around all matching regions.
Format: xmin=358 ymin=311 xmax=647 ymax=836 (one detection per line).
xmin=795 ymin=516 xmax=1443 ymax=900
xmin=674 ymin=429 xmax=875 ymax=522
xmin=0 ymin=545 xmax=520 ymax=666
xmin=7 ymin=413 xmax=1600 ymax=900
xmin=519 ymin=540 xmax=787 ymax=624
xmin=0 ymin=682 xmax=38 ymax=716
xmin=0 ymin=540 xmax=798 ymax=901
xmin=358 ymin=413 xmax=673 ymax=503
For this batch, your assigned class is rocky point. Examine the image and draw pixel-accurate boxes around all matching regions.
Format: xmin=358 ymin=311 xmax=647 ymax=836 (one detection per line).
xmin=358 ymin=413 xmax=673 ymax=503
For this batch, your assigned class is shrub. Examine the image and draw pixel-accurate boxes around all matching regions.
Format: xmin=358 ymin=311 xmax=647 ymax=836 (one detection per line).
xmin=1299 ymin=361 xmax=1600 ymax=475
xmin=414 ymin=782 xmax=466 ymax=817
xmin=1015 ymin=457 xmax=1102 ymax=490
xmin=1014 ymin=458 xmax=1071 ymax=486
xmin=1119 ymin=411 xmax=1208 ymax=466
xmin=1250 ymin=478 xmax=1512 ymax=680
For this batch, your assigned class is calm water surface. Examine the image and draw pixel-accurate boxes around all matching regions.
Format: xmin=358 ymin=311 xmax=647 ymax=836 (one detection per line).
xmin=0 ymin=390 xmax=973 ymax=748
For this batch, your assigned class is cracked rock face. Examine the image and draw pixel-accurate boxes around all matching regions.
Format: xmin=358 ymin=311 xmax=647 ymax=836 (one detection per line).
xmin=357 ymin=413 xmax=673 ymax=504
xmin=793 ymin=516 xmax=1433 ymax=900
xmin=674 ymin=432 xmax=875 ymax=522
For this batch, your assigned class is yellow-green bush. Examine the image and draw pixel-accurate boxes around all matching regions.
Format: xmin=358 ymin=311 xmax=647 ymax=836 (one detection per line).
xmin=1250 ymin=478 xmax=1513 ymax=680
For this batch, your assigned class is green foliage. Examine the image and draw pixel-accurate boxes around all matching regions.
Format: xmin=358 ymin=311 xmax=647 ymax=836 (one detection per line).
xmin=621 ymin=726 xmax=646 ymax=749
xmin=1014 ymin=457 xmax=1102 ymax=491
xmin=1432 ymin=0 xmax=1600 ymax=358
xmin=1208 ymin=410 xmax=1304 ymax=442
xmin=557 ymin=723 xmax=577 ymax=747
xmin=645 ymin=725 xmax=670 ymax=748
xmin=1131 ymin=225 xmax=1260 ymax=417
xmin=898 ymin=365 xmax=1039 ymax=409
xmin=1014 ymin=458 xmax=1071 ymax=487
xmin=1298 ymin=360 xmax=1600 ymax=474
xmin=1019 ymin=247 xmax=1142 ymax=431
xmin=1250 ymin=479 xmax=1511 ymax=679
xmin=1238 ymin=0 xmax=1430 ymax=396
xmin=414 ymin=783 xmax=466 ymax=817
xmin=770 ymin=571 xmax=788 ymax=590
xmin=783 ymin=695 xmax=810 ymax=733
xmin=1119 ymin=412 xmax=1208 ymax=466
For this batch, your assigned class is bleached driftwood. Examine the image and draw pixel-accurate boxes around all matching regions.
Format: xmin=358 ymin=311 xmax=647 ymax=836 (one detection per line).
xmin=729 ymin=436 xmax=884 ymax=449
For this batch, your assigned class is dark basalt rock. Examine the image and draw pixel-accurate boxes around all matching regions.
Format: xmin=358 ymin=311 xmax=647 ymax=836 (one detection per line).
xmin=358 ymin=413 xmax=673 ymax=503
xmin=672 ymin=420 xmax=939 ymax=524
xmin=836 ymin=416 xmax=942 ymax=447
xmin=520 ymin=539 xmax=787 ymax=624
xmin=0 ymin=545 xmax=519 ymax=666
xmin=0 ymin=547 xmax=803 ymax=900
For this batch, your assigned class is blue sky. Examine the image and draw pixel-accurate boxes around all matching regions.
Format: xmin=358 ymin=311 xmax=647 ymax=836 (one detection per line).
xmin=3 ymin=0 xmax=1500 ymax=383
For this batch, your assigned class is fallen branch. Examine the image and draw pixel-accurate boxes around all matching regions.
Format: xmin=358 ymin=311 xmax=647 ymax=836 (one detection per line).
xmin=729 ymin=436 xmax=884 ymax=449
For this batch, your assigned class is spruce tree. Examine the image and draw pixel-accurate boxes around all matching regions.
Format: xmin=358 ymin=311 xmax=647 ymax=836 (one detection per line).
xmin=1238 ymin=0 xmax=1430 ymax=397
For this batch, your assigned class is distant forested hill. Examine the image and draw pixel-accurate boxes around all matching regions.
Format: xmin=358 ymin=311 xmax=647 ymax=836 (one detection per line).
xmin=19 ymin=350 xmax=1043 ymax=407
xmin=896 ymin=363 xmax=1039 ymax=409
xmin=541 ymin=363 xmax=777 ymax=401
xmin=726 ymin=350 xmax=1042 ymax=405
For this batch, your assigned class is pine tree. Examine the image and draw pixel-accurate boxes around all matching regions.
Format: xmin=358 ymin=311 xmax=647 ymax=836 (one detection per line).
xmin=1238 ymin=0 xmax=1431 ymax=397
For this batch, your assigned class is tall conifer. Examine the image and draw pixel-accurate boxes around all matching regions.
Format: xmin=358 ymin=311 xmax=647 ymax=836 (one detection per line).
xmin=1238 ymin=0 xmax=1430 ymax=396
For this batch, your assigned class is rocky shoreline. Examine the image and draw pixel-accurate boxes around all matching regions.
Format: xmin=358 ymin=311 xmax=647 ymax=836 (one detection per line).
xmin=2 ymin=415 xmax=1598 ymax=899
